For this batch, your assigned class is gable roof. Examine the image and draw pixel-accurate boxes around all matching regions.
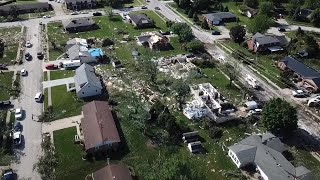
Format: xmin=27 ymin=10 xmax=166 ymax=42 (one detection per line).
xmin=253 ymin=33 xmax=281 ymax=45
xmin=127 ymin=13 xmax=152 ymax=25
xmin=91 ymin=164 xmax=132 ymax=180
xmin=81 ymin=101 xmax=121 ymax=151
xmin=62 ymin=18 xmax=95 ymax=29
xmin=74 ymin=63 xmax=102 ymax=93
xmin=280 ymin=56 xmax=320 ymax=78
xmin=65 ymin=0 xmax=95 ymax=3
xmin=0 ymin=2 xmax=50 ymax=12
xmin=228 ymin=133 xmax=313 ymax=180
xmin=203 ymin=12 xmax=236 ymax=22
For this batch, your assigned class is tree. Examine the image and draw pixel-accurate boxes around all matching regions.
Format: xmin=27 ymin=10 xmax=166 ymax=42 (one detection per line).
xmin=292 ymin=7 xmax=301 ymax=20
xmin=296 ymin=27 xmax=304 ymax=36
xmin=304 ymin=0 xmax=320 ymax=9
xmin=310 ymin=8 xmax=320 ymax=27
xmin=187 ymin=9 xmax=193 ymax=18
xmin=259 ymin=2 xmax=274 ymax=16
xmin=229 ymin=25 xmax=246 ymax=44
xmin=105 ymin=7 xmax=114 ymax=20
xmin=193 ymin=12 xmax=199 ymax=22
xmin=244 ymin=0 xmax=259 ymax=8
xmin=262 ymin=98 xmax=298 ymax=135
xmin=173 ymin=80 xmax=190 ymax=111
xmin=138 ymin=57 xmax=158 ymax=84
xmin=170 ymin=23 xmax=193 ymax=42
xmin=224 ymin=6 xmax=229 ymax=12
xmin=178 ymin=0 xmax=190 ymax=9
xmin=247 ymin=14 xmax=273 ymax=33
xmin=186 ymin=40 xmax=204 ymax=52
xmin=106 ymin=0 xmax=119 ymax=8
xmin=223 ymin=63 xmax=239 ymax=87
xmin=9 ymin=6 xmax=19 ymax=19
xmin=304 ymin=35 xmax=319 ymax=57
xmin=0 ymin=39 xmax=4 ymax=58
xmin=201 ymin=19 xmax=209 ymax=30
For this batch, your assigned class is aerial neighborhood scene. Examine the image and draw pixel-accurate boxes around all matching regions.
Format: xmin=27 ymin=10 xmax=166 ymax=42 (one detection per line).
xmin=2 ymin=0 xmax=320 ymax=179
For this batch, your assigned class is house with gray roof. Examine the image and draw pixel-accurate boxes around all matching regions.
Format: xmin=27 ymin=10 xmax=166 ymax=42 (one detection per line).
xmin=64 ymin=0 xmax=97 ymax=10
xmin=248 ymin=33 xmax=285 ymax=53
xmin=74 ymin=63 xmax=102 ymax=98
xmin=126 ymin=13 xmax=154 ymax=28
xmin=62 ymin=18 xmax=98 ymax=33
xmin=0 ymin=2 xmax=52 ymax=15
xmin=66 ymin=38 xmax=101 ymax=64
xmin=203 ymin=12 xmax=236 ymax=26
xmin=228 ymin=133 xmax=314 ymax=180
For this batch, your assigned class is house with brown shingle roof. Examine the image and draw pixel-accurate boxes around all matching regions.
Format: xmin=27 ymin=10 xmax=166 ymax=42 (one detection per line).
xmin=86 ymin=164 xmax=133 ymax=180
xmin=81 ymin=101 xmax=121 ymax=153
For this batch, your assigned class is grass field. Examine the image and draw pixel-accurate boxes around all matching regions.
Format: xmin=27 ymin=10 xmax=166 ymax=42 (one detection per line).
xmin=54 ymin=127 xmax=107 ymax=180
xmin=125 ymin=0 xmax=146 ymax=6
xmin=50 ymin=70 xmax=75 ymax=80
xmin=0 ymin=27 xmax=22 ymax=64
xmin=0 ymin=72 xmax=13 ymax=101
xmin=51 ymin=85 xmax=84 ymax=120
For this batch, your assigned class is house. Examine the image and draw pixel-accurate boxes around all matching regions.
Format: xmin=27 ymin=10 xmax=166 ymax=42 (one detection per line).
xmin=299 ymin=9 xmax=313 ymax=21
xmin=203 ymin=12 xmax=237 ymax=26
xmin=74 ymin=63 xmax=102 ymax=98
xmin=66 ymin=38 xmax=103 ymax=63
xmin=228 ymin=133 xmax=314 ymax=180
xmin=126 ymin=13 xmax=154 ymax=28
xmin=279 ymin=56 xmax=320 ymax=93
xmin=182 ymin=131 xmax=199 ymax=143
xmin=64 ymin=0 xmax=97 ymax=10
xmin=86 ymin=164 xmax=133 ymax=180
xmin=248 ymin=33 xmax=284 ymax=53
xmin=187 ymin=141 xmax=202 ymax=153
xmin=62 ymin=18 xmax=98 ymax=33
xmin=0 ymin=2 xmax=52 ymax=15
xmin=81 ymin=101 xmax=121 ymax=154
xmin=137 ymin=32 xmax=171 ymax=51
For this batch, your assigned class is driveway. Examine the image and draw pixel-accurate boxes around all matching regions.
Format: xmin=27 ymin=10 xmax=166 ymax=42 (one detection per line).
xmin=42 ymin=77 xmax=74 ymax=89
xmin=11 ymin=20 xmax=43 ymax=180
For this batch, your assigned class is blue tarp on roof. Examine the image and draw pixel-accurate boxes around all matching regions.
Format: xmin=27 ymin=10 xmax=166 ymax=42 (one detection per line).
xmin=88 ymin=48 xmax=104 ymax=58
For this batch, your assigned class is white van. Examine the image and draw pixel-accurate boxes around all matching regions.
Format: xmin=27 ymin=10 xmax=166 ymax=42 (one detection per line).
xmin=35 ymin=92 xmax=43 ymax=102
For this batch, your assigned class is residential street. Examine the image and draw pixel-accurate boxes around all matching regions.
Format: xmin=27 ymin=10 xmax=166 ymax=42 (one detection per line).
xmin=11 ymin=21 xmax=43 ymax=179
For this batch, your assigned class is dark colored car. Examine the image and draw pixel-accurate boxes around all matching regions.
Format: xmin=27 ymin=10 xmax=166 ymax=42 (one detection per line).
xmin=37 ymin=52 xmax=44 ymax=60
xmin=93 ymin=12 xmax=102 ymax=16
xmin=45 ymin=64 xmax=58 ymax=70
xmin=25 ymin=53 xmax=32 ymax=61
xmin=212 ymin=31 xmax=221 ymax=35
xmin=0 ymin=100 xmax=11 ymax=108
xmin=278 ymin=27 xmax=286 ymax=32
xmin=155 ymin=7 xmax=160 ymax=10
xmin=2 ymin=169 xmax=16 ymax=180
xmin=14 ymin=122 xmax=22 ymax=132
xmin=159 ymin=30 xmax=170 ymax=35
xmin=141 ymin=6 xmax=147 ymax=9
xmin=0 ymin=64 xmax=7 ymax=70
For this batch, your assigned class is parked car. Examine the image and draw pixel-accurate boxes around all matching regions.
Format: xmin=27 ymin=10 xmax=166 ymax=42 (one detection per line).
xmin=0 ymin=64 xmax=8 ymax=70
xmin=25 ymin=41 xmax=32 ymax=48
xmin=13 ymin=131 xmax=22 ymax=146
xmin=308 ymin=96 xmax=320 ymax=107
xmin=155 ymin=7 xmax=160 ymax=10
xmin=93 ymin=12 xmax=102 ymax=16
xmin=70 ymin=11 xmax=79 ymax=15
xmin=0 ymin=100 xmax=11 ymax=108
xmin=42 ymin=15 xmax=50 ymax=19
xmin=45 ymin=64 xmax=58 ymax=70
xmin=35 ymin=92 xmax=43 ymax=102
xmin=212 ymin=31 xmax=221 ymax=35
xmin=37 ymin=52 xmax=44 ymax=60
xmin=20 ymin=69 xmax=27 ymax=76
xmin=13 ymin=122 xmax=22 ymax=132
xmin=25 ymin=53 xmax=32 ymax=61
xmin=141 ymin=6 xmax=147 ymax=9
xmin=2 ymin=169 xmax=15 ymax=180
xmin=292 ymin=89 xmax=308 ymax=98
xmin=278 ymin=27 xmax=286 ymax=32
xmin=159 ymin=30 xmax=170 ymax=35
xmin=15 ymin=108 xmax=23 ymax=120
xmin=128 ymin=5 xmax=134 ymax=8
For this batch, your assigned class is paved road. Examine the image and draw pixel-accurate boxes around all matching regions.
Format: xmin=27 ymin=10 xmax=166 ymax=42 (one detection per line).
xmin=12 ymin=21 xmax=43 ymax=179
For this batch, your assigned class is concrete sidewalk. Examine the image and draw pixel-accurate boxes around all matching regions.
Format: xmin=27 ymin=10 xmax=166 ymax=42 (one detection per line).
xmin=42 ymin=77 xmax=74 ymax=89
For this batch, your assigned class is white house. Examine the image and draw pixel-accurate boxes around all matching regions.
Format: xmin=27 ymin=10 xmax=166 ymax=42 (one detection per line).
xmin=74 ymin=63 xmax=102 ymax=98
xmin=228 ymin=133 xmax=314 ymax=180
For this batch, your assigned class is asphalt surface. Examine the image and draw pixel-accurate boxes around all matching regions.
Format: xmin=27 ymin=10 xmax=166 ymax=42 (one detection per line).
xmin=11 ymin=21 xmax=43 ymax=180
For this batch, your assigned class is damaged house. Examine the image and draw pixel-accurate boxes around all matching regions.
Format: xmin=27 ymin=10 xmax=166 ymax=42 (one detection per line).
xmin=137 ymin=32 xmax=171 ymax=51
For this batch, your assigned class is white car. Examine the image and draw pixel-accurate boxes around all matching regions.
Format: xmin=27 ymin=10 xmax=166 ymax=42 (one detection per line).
xmin=70 ymin=12 xmax=79 ymax=15
xmin=35 ymin=92 xmax=43 ymax=102
xmin=15 ymin=108 xmax=23 ymax=120
xmin=308 ymin=96 xmax=320 ymax=107
xmin=43 ymin=15 xmax=51 ymax=19
xmin=245 ymin=74 xmax=259 ymax=89
xmin=25 ymin=41 xmax=32 ymax=48
xmin=13 ymin=131 xmax=22 ymax=146
xmin=20 ymin=69 xmax=27 ymax=76
xmin=292 ymin=89 xmax=307 ymax=98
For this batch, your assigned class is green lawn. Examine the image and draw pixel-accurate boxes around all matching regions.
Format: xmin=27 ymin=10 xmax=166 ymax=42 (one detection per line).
xmin=0 ymin=72 xmax=13 ymax=101
xmin=54 ymin=127 xmax=107 ymax=180
xmin=125 ymin=0 xmax=146 ymax=6
xmin=50 ymin=70 xmax=75 ymax=80
xmin=222 ymin=2 xmax=251 ymax=28
xmin=0 ymin=27 xmax=22 ymax=64
xmin=51 ymin=85 xmax=85 ymax=120
xmin=133 ymin=10 xmax=168 ymax=31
